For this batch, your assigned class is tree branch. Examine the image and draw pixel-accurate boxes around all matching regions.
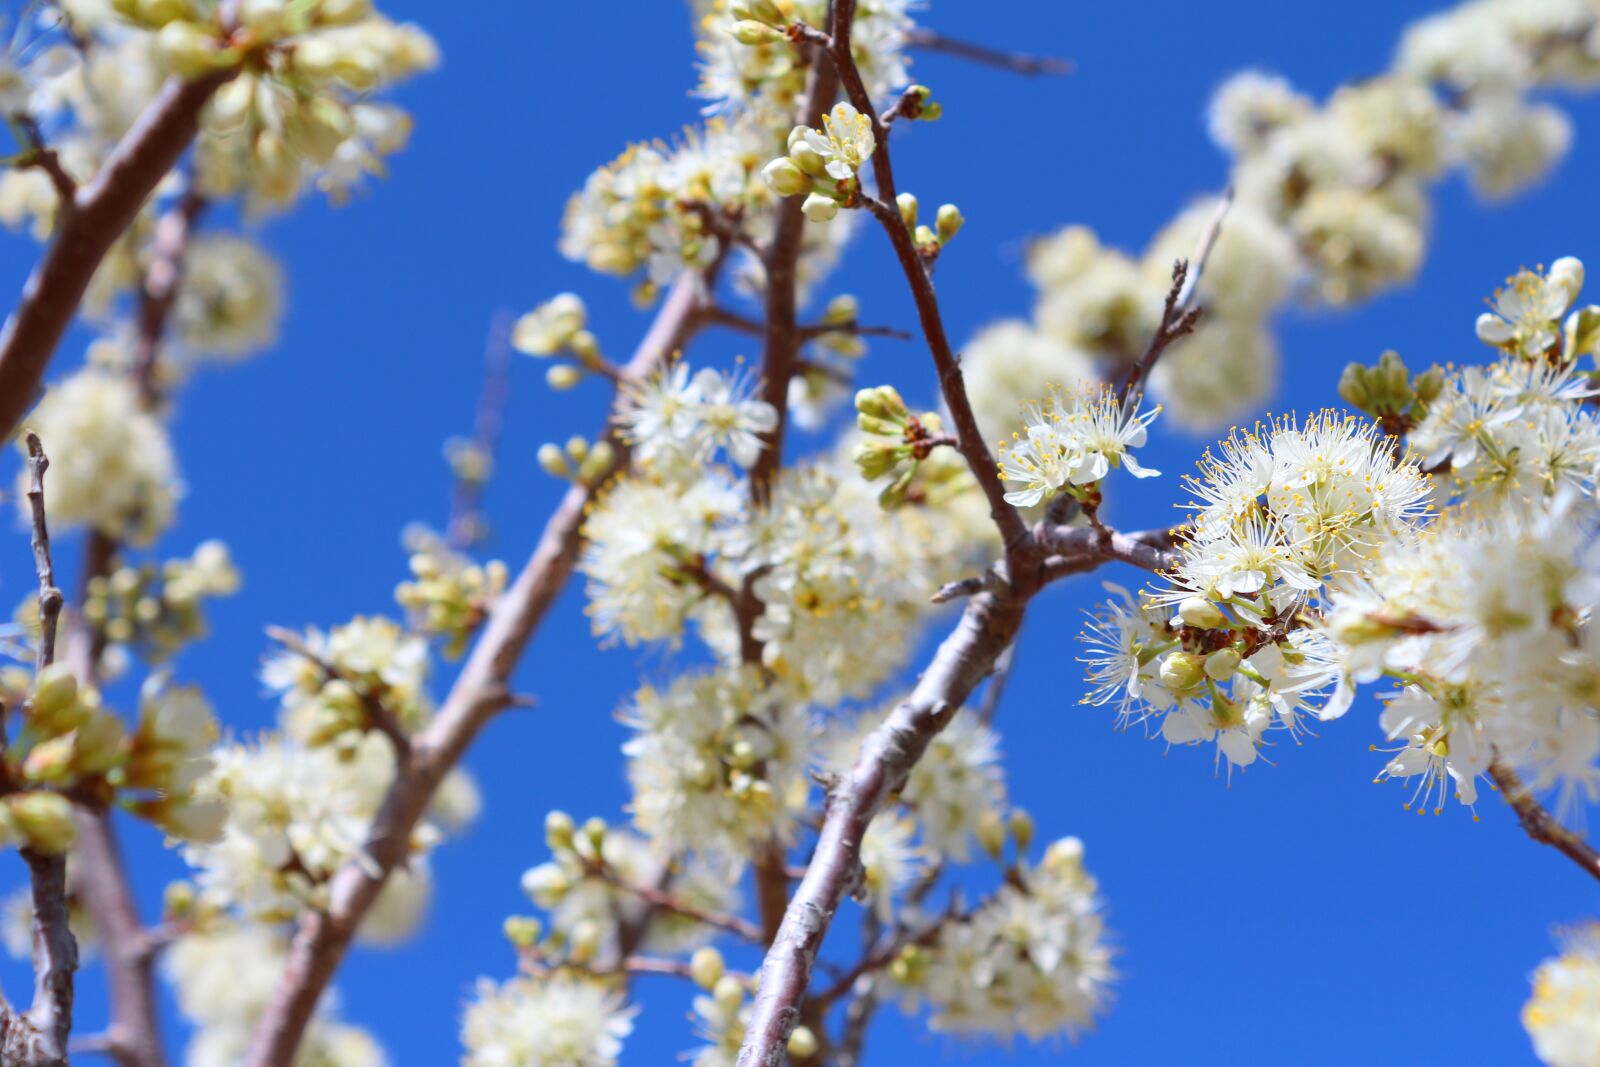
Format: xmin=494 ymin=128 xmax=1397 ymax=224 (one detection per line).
xmin=818 ymin=3 xmax=1030 ymax=560
xmin=1118 ymin=187 xmax=1231 ymax=404
xmin=0 ymin=66 xmax=234 ymax=441
xmin=905 ymin=27 xmax=1072 ymax=77
xmin=750 ymin=28 xmax=841 ymax=505
xmin=130 ymin=189 xmax=206 ymax=407
xmin=737 ymin=581 xmax=1033 ymax=1065
xmin=1489 ymin=759 xmax=1600 ymax=884
xmin=3 ymin=434 xmax=77 ymax=1067
xmin=242 ymin=270 xmax=716 ymax=1067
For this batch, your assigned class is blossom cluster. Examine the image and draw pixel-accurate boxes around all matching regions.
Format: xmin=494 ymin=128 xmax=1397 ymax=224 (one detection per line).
xmin=958 ymin=0 xmax=1600 ymax=434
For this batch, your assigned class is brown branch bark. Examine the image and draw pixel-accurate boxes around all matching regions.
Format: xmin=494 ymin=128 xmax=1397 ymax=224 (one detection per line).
xmin=905 ymin=27 xmax=1072 ymax=77
xmin=1489 ymin=759 xmax=1600 ymax=883
xmin=130 ymin=190 xmax=207 ymax=407
xmin=3 ymin=434 xmax=78 ymax=1067
xmin=736 ymin=580 xmax=1033 ymax=1065
xmin=816 ymin=3 xmax=1030 ymax=560
xmin=241 ymin=270 xmax=714 ymax=1067
xmin=749 ymin=27 xmax=841 ymax=505
xmin=0 ymin=68 xmax=233 ymax=442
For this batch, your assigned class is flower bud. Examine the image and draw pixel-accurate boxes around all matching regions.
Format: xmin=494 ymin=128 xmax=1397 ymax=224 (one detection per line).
xmin=1043 ymin=835 xmax=1084 ymax=873
xmin=545 ymin=364 xmax=583 ymax=391
xmin=315 ymin=0 xmax=373 ymax=26
xmin=537 ymin=443 xmax=571 ymax=479
xmin=544 ymin=809 xmax=575 ymax=850
xmin=976 ymin=809 xmax=1006 ymax=859
xmin=22 ymin=735 xmax=77 ymax=784
xmin=1204 ymin=647 xmax=1242 ymax=681
xmin=569 ymin=918 xmax=601 ymax=963
xmin=1551 ymin=256 xmax=1585 ymax=304
xmin=239 ymin=0 xmax=288 ymax=38
xmin=578 ymin=441 xmax=616 ymax=484
xmin=801 ymin=192 xmax=840 ymax=222
xmin=689 ymin=946 xmax=725 ymax=990
xmin=824 ymin=294 xmax=859 ymax=323
xmin=788 ymin=1027 xmax=820 ymax=1059
xmin=732 ymin=0 xmax=784 ymax=24
xmin=712 ymin=974 xmax=745 ymax=1012
xmin=156 ymin=19 xmax=223 ymax=78
xmin=30 ymin=663 xmax=82 ymax=736
xmin=854 ymin=384 xmax=909 ymax=424
xmin=896 ymin=191 xmax=918 ymax=228
xmin=935 ymin=203 xmax=964 ymax=243
xmin=1177 ymin=596 xmax=1227 ymax=629
xmin=761 ymin=156 xmax=811 ymax=197
xmin=1008 ymin=807 xmax=1035 ymax=853
xmin=1337 ymin=362 xmax=1371 ymax=410
xmin=8 ymin=793 xmax=76 ymax=854
xmin=789 ymin=140 xmax=829 ymax=179
xmin=1159 ymin=651 xmax=1206 ymax=692
xmin=730 ymin=19 xmax=783 ymax=44
xmin=503 ymin=915 xmax=542 ymax=948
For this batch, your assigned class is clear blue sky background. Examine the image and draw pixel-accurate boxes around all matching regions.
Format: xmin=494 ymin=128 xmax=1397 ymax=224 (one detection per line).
xmin=3 ymin=1 xmax=1598 ymax=1064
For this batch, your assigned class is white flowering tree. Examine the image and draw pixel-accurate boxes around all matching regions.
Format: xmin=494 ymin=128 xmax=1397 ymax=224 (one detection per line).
xmin=1 ymin=0 xmax=1600 ymax=1065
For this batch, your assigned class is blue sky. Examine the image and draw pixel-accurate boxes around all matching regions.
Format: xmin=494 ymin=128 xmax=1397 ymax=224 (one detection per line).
xmin=4 ymin=1 xmax=1599 ymax=1064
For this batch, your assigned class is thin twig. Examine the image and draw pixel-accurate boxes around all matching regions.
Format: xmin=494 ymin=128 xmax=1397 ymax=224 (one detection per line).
xmin=585 ymin=859 xmax=764 ymax=943
xmin=820 ymin=11 xmax=1031 ymax=558
xmin=905 ymin=26 xmax=1072 ymax=77
xmin=447 ymin=313 xmax=515 ymax=551
xmin=1489 ymin=760 xmax=1600 ymax=883
xmin=264 ymin=627 xmax=413 ymax=761
xmin=130 ymin=189 xmax=206 ymax=408
xmin=1119 ymin=187 xmax=1232 ymax=405
xmin=5 ymin=434 xmax=77 ymax=1067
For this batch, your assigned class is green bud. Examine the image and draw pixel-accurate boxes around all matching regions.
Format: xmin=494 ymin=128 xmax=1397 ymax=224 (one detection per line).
xmin=9 ymin=793 xmax=76 ymax=854
xmin=913 ymin=224 xmax=939 ymax=255
xmin=712 ymin=974 xmax=745 ymax=1012
xmin=761 ymin=156 xmax=811 ymax=197
xmin=545 ymin=364 xmax=583 ymax=391
xmin=896 ymin=191 xmax=918 ymax=229
xmin=1412 ymin=365 xmax=1446 ymax=403
xmin=570 ymin=917 xmax=602 ymax=963
xmin=1177 ymin=596 xmax=1227 ymax=629
xmin=577 ymin=441 xmax=616 ymax=484
xmin=788 ymin=1027 xmax=820 ymax=1059
xmin=732 ymin=0 xmax=784 ymax=24
xmin=853 ymin=442 xmax=904 ymax=481
xmin=1008 ymin=807 xmax=1035 ymax=853
xmin=919 ymin=101 xmax=944 ymax=121
xmin=1159 ymin=651 xmax=1206 ymax=693
xmin=1337 ymin=362 xmax=1371 ymax=411
xmin=730 ymin=18 xmax=783 ymax=44
xmin=789 ymin=140 xmax=829 ymax=179
xmin=853 ymin=384 xmax=909 ymax=424
xmin=877 ymin=465 xmax=916 ymax=510
xmin=503 ymin=915 xmax=542 ymax=948
xmin=156 ymin=19 xmax=223 ymax=78
xmin=316 ymin=0 xmax=373 ymax=26
xmin=801 ymin=192 xmax=841 ymax=223
xmin=31 ymin=663 xmax=81 ymax=734
xmin=689 ymin=946 xmax=725 ymax=990
xmin=976 ymin=809 xmax=1006 ymax=859
xmin=824 ymin=293 xmax=859 ymax=324
xmin=1204 ymin=647 xmax=1242 ymax=681
xmin=537 ymin=443 xmax=571 ymax=480
xmin=935 ymin=203 xmax=964 ymax=243
xmin=544 ymin=810 xmax=575 ymax=851
xmin=21 ymin=735 xmax=77 ymax=784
